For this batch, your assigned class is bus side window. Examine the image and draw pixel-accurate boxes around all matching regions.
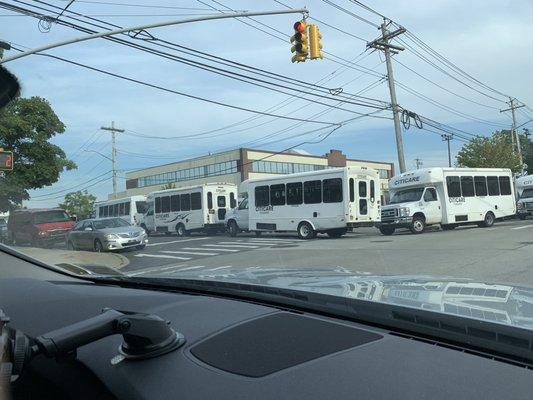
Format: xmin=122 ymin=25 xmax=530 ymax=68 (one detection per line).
xmin=474 ymin=176 xmax=487 ymax=196
xmin=270 ymin=184 xmax=286 ymax=206
xmin=370 ymin=180 xmax=375 ymax=201
xmin=287 ymin=182 xmax=303 ymax=205
xmin=125 ymin=202 xmax=130 ymax=215
xmin=113 ymin=204 xmax=119 ymax=217
xmin=119 ymin=202 xmax=125 ymax=216
xmin=191 ymin=193 xmax=202 ymax=210
xmin=155 ymin=197 xmax=162 ymax=214
xmin=255 ymin=186 xmax=270 ymax=207
xmin=358 ymin=181 xmax=367 ymax=198
xmin=349 ymin=178 xmax=355 ymax=202
xmin=323 ymin=178 xmax=343 ymax=203
xmin=207 ymin=192 xmax=213 ymax=209
xmin=181 ymin=194 xmax=191 ymax=211
xmin=171 ymin=195 xmax=180 ymax=212
xmin=230 ymin=192 xmax=236 ymax=209
xmin=304 ymin=180 xmax=321 ymax=204
xmin=161 ymin=196 xmax=170 ymax=213
xmin=460 ymin=176 xmax=475 ymax=197
xmin=487 ymin=176 xmax=500 ymax=196
xmin=446 ymin=176 xmax=461 ymax=197
xmin=499 ymin=176 xmax=511 ymax=195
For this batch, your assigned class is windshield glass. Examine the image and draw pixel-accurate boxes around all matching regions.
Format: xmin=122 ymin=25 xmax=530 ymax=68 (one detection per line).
xmin=389 ymin=188 xmax=424 ymax=204
xmin=520 ymin=188 xmax=533 ymax=199
xmin=93 ymin=218 xmax=130 ymax=229
xmin=1 ymin=1 xmax=533 ymax=336
xmin=33 ymin=211 xmax=70 ymax=224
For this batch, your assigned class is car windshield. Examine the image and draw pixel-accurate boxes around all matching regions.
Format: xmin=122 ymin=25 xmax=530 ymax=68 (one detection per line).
xmin=389 ymin=188 xmax=424 ymax=204
xmin=520 ymin=188 xmax=533 ymax=199
xmin=2 ymin=1 xmax=533 ymax=339
xmin=93 ymin=218 xmax=130 ymax=229
xmin=33 ymin=211 xmax=71 ymax=224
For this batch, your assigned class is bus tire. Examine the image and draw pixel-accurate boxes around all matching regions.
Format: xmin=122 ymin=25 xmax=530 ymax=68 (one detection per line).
xmin=176 ymin=223 xmax=187 ymax=237
xmin=441 ymin=224 xmax=456 ymax=231
xmin=379 ymin=226 xmax=395 ymax=236
xmin=410 ymin=215 xmax=426 ymax=234
xmin=297 ymin=221 xmax=315 ymax=240
xmin=327 ymin=228 xmax=347 ymax=238
xmin=518 ymin=214 xmax=527 ymax=220
xmin=479 ymin=211 xmax=495 ymax=228
xmin=228 ymin=220 xmax=238 ymax=237
xmin=254 ymin=231 xmax=262 ymax=237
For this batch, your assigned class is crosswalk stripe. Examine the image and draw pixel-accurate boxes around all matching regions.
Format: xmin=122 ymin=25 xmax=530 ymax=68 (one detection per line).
xmin=134 ymin=254 xmax=191 ymax=260
xmin=194 ymin=246 xmax=240 ymax=252
xmin=205 ymin=243 xmax=259 ymax=249
xmin=161 ymin=250 xmax=219 ymax=256
xmin=146 ymin=237 xmax=210 ymax=247
xmin=243 ymin=237 xmax=296 ymax=241
xmin=127 ymin=264 xmax=185 ymax=276
xmin=244 ymin=240 xmax=297 ymax=245
xmin=511 ymin=224 xmax=533 ymax=230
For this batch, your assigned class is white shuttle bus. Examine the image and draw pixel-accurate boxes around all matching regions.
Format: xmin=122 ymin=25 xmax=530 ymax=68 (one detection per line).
xmin=142 ymin=183 xmax=237 ymax=236
xmin=378 ymin=168 xmax=516 ymax=235
xmin=225 ymin=167 xmax=381 ymax=239
xmin=516 ymin=174 xmax=533 ymax=220
xmin=94 ymin=195 xmax=147 ymax=225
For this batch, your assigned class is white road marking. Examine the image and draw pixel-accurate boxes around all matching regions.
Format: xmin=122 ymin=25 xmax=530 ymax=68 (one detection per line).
xmin=211 ymin=242 xmax=260 ymax=248
xmin=176 ymin=265 xmax=206 ymax=271
xmin=194 ymin=246 xmax=240 ymax=252
xmin=208 ymin=266 xmax=233 ymax=271
xmin=244 ymin=240 xmax=300 ymax=245
xmin=134 ymin=253 xmax=191 ymax=260
xmin=511 ymin=224 xmax=533 ymax=230
xmin=239 ymin=237 xmax=295 ymax=241
xmin=236 ymin=241 xmax=277 ymax=246
xmin=127 ymin=264 xmax=186 ymax=276
xmin=161 ymin=250 xmax=219 ymax=256
xmin=146 ymin=237 xmax=210 ymax=247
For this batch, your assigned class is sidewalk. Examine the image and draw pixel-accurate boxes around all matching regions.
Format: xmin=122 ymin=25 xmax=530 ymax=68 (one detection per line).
xmin=15 ymin=247 xmax=129 ymax=275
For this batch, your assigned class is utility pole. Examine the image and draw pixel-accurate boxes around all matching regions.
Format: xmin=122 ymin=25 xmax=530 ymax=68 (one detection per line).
xmin=101 ymin=122 xmax=124 ymax=199
xmin=500 ymin=98 xmax=525 ymax=164
xmin=414 ymin=158 xmax=423 ymax=169
xmin=367 ymin=20 xmax=406 ymax=173
xmin=442 ymin=134 xmax=453 ymax=167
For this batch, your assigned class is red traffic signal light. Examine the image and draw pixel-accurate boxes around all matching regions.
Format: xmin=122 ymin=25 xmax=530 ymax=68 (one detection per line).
xmin=293 ymin=21 xmax=306 ymax=33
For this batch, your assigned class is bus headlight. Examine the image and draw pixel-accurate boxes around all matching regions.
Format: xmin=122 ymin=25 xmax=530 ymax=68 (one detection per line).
xmin=517 ymin=202 xmax=524 ymax=210
xmin=399 ymin=207 xmax=410 ymax=217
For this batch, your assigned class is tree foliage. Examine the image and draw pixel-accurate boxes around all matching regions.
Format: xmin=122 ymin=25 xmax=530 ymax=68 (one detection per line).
xmin=161 ymin=182 xmax=176 ymax=190
xmin=59 ymin=190 xmax=96 ymax=220
xmin=0 ymin=96 xmax=76 ymax=211
xmin=456 ymin=131 xmax=522 ymax=173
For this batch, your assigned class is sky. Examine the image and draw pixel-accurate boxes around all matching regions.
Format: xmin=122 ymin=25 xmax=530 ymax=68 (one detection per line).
xmin=2 ymin=0 xmax=533 ymax=207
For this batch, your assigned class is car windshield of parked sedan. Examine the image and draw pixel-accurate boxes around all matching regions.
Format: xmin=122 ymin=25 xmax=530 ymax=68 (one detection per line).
xmin=33 ymin=211 xmax=71 ymax=224
xmin=93 ymin=218 xmax=130 ymax=230
xmin=388 ymin=188 xmax=424 ymax=204
xmin=520 ymin=188 xmax=533 ymax=199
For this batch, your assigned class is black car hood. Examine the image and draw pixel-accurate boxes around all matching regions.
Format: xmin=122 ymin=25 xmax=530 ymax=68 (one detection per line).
xmin=130 ymin=266 xmax=533 ymax=330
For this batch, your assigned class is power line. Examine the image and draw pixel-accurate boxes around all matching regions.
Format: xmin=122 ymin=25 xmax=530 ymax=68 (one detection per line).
xmin=57 ymin=0 xmax=225 ymax=11
xmin=346 ymin=0 xmax=386 ymax=19
xmin=320 ymin=0 xmax=379 ymax=28
xmin=29 ymin=170 xmax=112 ymax=199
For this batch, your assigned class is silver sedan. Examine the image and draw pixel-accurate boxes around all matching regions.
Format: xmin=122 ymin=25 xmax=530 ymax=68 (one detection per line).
xmin=66 ymin=217 xmax=148 ymax=252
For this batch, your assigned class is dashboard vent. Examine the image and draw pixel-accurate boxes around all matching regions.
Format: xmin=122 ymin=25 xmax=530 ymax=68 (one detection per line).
xmin=191 ymin=312 xmax=382 ymax=377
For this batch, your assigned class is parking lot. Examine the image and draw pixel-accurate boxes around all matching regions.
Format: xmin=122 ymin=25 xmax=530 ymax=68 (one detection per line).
xmin=116 ymin=218 xmax=533 ymax=286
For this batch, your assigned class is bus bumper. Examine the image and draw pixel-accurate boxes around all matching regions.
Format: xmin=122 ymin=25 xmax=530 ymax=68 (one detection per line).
xmin=347 ymin=221 xmax=377 ymax=228
xmin=376 ymin=216 xmax=413 ymax=229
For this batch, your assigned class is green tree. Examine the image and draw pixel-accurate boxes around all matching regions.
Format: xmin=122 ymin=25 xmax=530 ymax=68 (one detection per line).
xmin=59 ymin=190 xmax=96 ymax=220
xmin=456 ymin=130 xmax=522 ymax=173
xmin=161 ymin=182 xmax=176 ymax=190
xmin=518 ymin=131 xmax=533 ymax=174
xmin=0 ymin=96 xmax=76 ymax=211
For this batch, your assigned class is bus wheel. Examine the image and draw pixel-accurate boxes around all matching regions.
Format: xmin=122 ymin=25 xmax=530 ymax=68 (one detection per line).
xmin=379 ymin=226 xmax=395 ymax=236
xmin=479 ymin=211 xmax=495 ymax=228
xmin=254 ymin=231 xmax=262 ymax=237
xmin=518 ymin=214 xmax=527 ymax=220
xmin=410 ymin=216 xmax=426 ymax=234
xmin=228 ymin=220 xmax=238 ymax=237
xmin=176 ymin=223 xmax=188 ymax=237
xmin=298 ymin=222 xmax=315 ymax=240
xmin=327 ymin=228 xmax=347 ymax=238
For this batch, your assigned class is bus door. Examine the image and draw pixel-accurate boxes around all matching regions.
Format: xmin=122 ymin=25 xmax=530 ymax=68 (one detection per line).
xmin=349 ymin=176 xmax=376 ymax=222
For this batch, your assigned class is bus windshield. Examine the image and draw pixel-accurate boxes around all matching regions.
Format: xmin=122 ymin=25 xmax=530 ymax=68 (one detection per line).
xmin=389 ymin=188 xmax=424 ymax=204
xmin=135 ymin=201 xmax=147 ymax=214
xmin=520 ymin=188 xmax=533 ymax=199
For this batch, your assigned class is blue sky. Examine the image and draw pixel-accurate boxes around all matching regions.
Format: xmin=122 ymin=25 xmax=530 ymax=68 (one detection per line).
xmin=2 ymin=0 xmax=533 ymax=207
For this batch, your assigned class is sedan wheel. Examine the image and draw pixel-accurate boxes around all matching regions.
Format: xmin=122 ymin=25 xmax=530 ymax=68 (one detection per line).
xmin=94 ymin=239 xmax=104 ymax=252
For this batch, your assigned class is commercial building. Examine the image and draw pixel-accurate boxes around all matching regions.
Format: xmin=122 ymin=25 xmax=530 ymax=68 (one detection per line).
xmin=116 ymin=148 xmax=394 ymax=201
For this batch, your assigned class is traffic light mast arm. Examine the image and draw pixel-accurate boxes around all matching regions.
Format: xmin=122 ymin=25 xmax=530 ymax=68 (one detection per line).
xmin=1 ymin=8 xmax=308 ymax=64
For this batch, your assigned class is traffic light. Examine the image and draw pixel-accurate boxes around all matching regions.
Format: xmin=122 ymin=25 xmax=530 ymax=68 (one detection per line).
xmin=290 ymin=20 xmax=308 ymax=63
xmin=308 ymin=24 xmax=324 ymax=60
xmin=0 ymin=149 xmax=13 ymax=171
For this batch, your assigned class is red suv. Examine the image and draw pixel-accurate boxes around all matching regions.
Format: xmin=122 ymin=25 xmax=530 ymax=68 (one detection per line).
xmin=7 ymin=208 xmax=75 ymax=247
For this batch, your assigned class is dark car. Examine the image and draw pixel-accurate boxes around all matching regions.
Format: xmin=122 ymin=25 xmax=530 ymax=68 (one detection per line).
xmin=7 ymin=208 xmax=75 ymax=247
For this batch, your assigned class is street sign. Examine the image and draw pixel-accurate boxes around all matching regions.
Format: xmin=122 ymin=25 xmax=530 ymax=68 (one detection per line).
xmin=0 ymin=150 xmax=13 ymax=171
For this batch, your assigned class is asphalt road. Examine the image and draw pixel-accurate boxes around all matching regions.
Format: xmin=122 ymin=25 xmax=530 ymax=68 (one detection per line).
xmin=118 ymin=218 xmax=533 ymax=286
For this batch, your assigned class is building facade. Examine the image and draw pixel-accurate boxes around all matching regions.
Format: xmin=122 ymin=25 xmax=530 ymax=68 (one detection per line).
xmin=116 ymin=148 xmax=394 ymax=201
